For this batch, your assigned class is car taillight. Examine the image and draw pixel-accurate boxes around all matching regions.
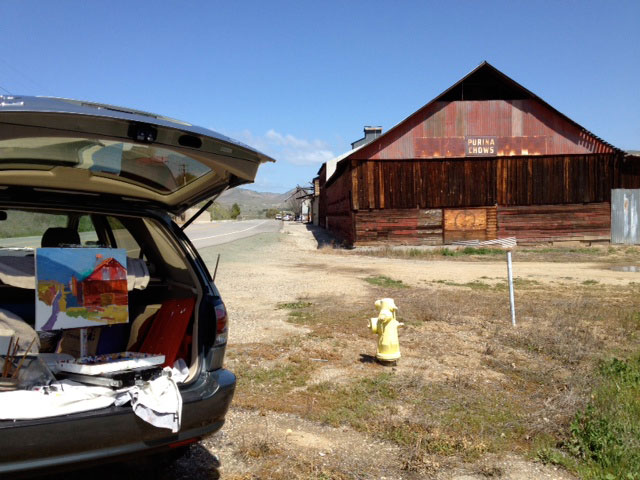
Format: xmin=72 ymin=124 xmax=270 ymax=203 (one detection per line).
xmin=214 ymin=303 xmax=228 ymax=346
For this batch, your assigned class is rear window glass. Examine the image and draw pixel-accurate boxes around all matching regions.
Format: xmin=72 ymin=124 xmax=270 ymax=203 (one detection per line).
xmin=0 ymin=137 xmax=211 ymax=194
xmin=0 ymin=210 xmax=69 ymax=248
xmin=108 ymin=217 xmax=142 ymax=258
xmin=0 ymin=211 xmax=99 ymax=248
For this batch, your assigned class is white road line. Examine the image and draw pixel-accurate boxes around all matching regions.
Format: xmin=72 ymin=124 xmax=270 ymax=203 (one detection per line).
xmin=191 ymin=220 xmax=269 ymax=241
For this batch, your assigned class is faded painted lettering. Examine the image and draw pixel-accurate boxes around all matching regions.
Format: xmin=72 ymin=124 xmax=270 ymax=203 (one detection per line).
xmin=465 ymin=136 xmax=497 ymax=156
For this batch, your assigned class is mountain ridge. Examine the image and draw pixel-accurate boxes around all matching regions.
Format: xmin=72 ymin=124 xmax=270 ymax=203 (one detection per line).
xmin=215 ymin=187 xmax=297 ymax=217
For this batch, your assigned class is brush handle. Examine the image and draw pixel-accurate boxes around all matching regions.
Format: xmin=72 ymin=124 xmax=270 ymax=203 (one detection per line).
xmin=11 ymin=337 xmax=36 ymax=379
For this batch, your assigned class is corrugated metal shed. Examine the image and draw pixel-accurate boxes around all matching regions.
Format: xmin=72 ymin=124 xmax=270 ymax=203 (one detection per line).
xmin=611 ymin=189 xmax=640 ymax=244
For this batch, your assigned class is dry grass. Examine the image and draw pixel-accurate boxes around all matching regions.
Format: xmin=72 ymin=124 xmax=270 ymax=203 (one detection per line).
xmin=235 ymin=434 xmax=281 ymax=461
xmin=225 ymin=460 xmax=354 ymax=480
xmin=229 ymin=277 xmax=640 ymax=476
xmin=355 ymin=244 xmax=640 ymax=264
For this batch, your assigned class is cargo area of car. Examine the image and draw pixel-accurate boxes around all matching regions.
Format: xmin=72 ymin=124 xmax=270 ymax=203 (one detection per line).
xmin=0 ymin=205 xmax=204 ymax=422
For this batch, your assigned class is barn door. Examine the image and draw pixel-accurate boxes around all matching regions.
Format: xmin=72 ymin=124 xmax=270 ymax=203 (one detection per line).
xmin=611 ymin=189 xmax=640 ymax=244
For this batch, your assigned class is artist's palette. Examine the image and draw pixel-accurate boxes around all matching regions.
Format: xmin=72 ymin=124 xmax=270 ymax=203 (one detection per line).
xmin=56 ymin=352 xmax=165 ymax=375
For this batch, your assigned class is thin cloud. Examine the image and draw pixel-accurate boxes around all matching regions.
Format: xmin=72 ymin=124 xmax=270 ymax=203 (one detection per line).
xmin=237 ymin=129 xmax=335 ymax=166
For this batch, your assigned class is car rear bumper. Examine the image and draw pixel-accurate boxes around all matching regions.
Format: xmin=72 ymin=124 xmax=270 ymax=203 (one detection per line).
xmin=0 ymin=368 xmax=235 ymax=476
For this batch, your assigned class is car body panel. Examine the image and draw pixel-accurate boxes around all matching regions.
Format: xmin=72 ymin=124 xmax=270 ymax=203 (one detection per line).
xmin=0 ymin=369 xmax=235 ymax=475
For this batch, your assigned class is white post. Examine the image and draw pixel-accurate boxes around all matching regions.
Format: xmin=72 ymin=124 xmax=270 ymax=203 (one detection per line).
xmin=507 ymin=251 xmax=516 ymax=327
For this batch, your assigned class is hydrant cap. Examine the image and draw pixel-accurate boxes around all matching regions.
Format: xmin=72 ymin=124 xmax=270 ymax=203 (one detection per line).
xmin=376 ymin=298 xmax=397 ymax=312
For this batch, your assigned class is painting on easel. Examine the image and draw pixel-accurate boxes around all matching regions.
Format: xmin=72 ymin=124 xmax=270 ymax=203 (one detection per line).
xmin=35 ymin=248 xmax=129 ymax=331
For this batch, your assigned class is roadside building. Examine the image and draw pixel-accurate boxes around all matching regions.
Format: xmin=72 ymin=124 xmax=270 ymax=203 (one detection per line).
xmin=319 ymin=62 xmax=639 ymax=246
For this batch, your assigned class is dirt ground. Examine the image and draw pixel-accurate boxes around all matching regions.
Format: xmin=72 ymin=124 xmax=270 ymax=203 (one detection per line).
xmin=186 ymin=223 xmax=640 ymax=479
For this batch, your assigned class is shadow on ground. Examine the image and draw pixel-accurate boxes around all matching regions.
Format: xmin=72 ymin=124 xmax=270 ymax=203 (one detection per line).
xmin=304 ymin=223 xmax=347 ymax=249
xmin=29 ymin=444 xmax=220 ymax=480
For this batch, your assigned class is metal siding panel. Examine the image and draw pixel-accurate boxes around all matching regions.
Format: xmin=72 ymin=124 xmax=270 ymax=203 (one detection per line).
xmin=445 ymin=102 xmax=457 ymax=138
xmin=432 ymin=106 xmax=445 ymax=138
xmin=455 ymin=101 xmax=465 ymax=137
xmin=401 ymin=130 xmax=415 ymax=158
xmin=612 ymin=189 xmax=640 ymax=244
xmin=511 ymin=100 xmax=523 ymax=137
xmin=359 ymin=94 xmax=615 ymax=162
xmin=467 ymin=102 xmax=480 ymax=136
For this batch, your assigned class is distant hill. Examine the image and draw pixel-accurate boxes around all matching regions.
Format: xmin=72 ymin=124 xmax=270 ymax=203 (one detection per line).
xmin=627 ymin=150 xmax=640 ymax=156
xmin=215 ymin=187 xmax=296 ymax=218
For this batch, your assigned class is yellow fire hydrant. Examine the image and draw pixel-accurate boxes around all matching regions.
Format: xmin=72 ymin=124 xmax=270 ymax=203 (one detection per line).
xmin=368 ymin=298 xmax=403 ymax=363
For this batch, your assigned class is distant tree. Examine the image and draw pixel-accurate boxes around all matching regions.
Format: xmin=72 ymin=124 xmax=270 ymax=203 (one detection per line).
xmin=265 ymin=208 xmax=279 ymax=218
xmin=230 ymin=203 xmax=241 ymax=220
xmin=209 ymin=203 xmax=231 ymax=220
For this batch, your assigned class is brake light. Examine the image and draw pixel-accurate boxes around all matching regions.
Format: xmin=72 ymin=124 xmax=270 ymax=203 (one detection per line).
xmin=214 ymin=303 xmax=228 ymax=346
xmin=169 ymin=437 xmax=200 ymax=449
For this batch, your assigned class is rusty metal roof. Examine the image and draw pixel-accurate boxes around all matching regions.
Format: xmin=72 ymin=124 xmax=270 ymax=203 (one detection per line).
xmin=345 ymin=62 xmax=623 ymax=162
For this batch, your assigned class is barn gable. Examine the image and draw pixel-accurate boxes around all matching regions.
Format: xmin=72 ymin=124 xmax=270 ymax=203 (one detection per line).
xmin=352 ymin=62 xmax=619 ymax=161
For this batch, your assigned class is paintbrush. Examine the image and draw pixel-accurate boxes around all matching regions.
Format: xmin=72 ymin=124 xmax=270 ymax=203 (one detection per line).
xmin=2 ymin=336 xmax=14 ymax=377
xmin=12 ymin=337 xmax=36 ymax=380
xmin=6 ymin=338 xmax=20 ymax=378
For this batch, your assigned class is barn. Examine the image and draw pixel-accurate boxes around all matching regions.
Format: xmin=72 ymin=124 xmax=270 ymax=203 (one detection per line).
xmin=71 ymin=256 xmax=128 ymax=308
xmin=318 ymin=62 xmax=640 ymax=246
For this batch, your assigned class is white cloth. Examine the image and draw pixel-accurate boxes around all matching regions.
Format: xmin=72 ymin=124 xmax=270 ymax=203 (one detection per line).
xmin=115 ymin=359 xmax=188 ymax=433
xmin=0 ymin=253 xmax=149 ymax=291
xmin=0 ymin=380 xmax=118 ymax=419
xmin=0 ymin=360 xmax=188 ymax=431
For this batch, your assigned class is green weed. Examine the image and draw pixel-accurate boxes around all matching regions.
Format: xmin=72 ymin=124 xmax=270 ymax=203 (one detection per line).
xmin=237 ymin=363 xmax=311 ymax=394
xmin=277 ymin=301 xmax=313 ymax=310
xmin=433 ymin=279 xmax=493 ymax=290
xmin=365 ymin=275 xmax=408 ymax=288
xmin=540 ymin=355 xmax=640 ymax=479
xmin=461 ymin=247 xmax=505 ymax=256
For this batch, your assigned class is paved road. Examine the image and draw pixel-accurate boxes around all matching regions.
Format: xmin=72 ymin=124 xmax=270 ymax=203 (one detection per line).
xmin=0 ymin=220 xmax=281 ymax=250
xmin=184 ymin=219 xmax=282 ymax=248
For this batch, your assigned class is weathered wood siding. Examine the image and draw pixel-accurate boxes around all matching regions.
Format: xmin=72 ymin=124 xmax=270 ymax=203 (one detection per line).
xmin=443 ymin=206 xmax=497 ymax=243
xmin=352 ymin=158 xmax=495 ymax=210
xmin=497 ymin=203 xmax=611 ymax=242
xmin=317 ymin=165 xmax=327 ymax=228
xmin=350 ymin=154 xmax=627 ymax=212
xmin=354 ymin=209 xmax=442 ymax=245
xmin=325 ymin=163 xmax=354 ymax=244
xmin=614 ymin=155 xmax=640 ymax=189
xmin=497 ymin=155 xmax=615 ymax=205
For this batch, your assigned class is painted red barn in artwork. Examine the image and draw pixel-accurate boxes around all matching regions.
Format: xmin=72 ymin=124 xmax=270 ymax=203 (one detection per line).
xmin=72 ymin=256 xmax=128 ymax=308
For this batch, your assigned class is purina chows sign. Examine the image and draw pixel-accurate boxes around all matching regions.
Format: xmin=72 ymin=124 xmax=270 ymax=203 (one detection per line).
xmin=465 ymin=136 xmax=497 ymax=156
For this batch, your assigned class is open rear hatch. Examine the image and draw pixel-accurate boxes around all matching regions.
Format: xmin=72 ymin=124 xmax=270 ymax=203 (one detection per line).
xmin=0 ymin=97 xmax=260 ymax=467
xmin=0 ymin=95 xmax=275 ymax=214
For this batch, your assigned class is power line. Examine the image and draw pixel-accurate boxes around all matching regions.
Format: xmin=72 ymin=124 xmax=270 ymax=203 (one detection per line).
xmin=0 ymin=56 xmax=55 ymax=96
xmin=0 ymin=84 xmax=12 ymax=95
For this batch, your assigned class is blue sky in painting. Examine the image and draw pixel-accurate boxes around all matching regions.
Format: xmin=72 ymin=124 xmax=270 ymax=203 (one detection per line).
xmin=36 ymin=248 xmax=127 ymax=285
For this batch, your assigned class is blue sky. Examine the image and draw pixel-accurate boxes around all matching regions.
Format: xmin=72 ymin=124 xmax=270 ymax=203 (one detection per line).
xmin=2 ymin=1 xmax=639 ymax=193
